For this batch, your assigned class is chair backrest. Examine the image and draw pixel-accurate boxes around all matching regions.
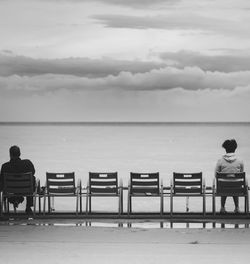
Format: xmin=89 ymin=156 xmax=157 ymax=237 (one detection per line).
xmin=216 ymin=172 xmax=246 ymax=196
xmin=173 ymin=172 xmax=203 ymax=195
xmin=46 ymin=172 xmax=76 ymax=195
xmin=3 ymin=172 xmax=34 ymax=195
xmin=89 ymin=172 xmax=118 ymax=194
xmin=130 ymin=172 xmax=160 ymax=195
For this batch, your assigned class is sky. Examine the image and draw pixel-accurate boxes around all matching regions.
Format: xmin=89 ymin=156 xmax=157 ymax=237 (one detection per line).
xmin=0 ymin=0 xmax=250 ymax=122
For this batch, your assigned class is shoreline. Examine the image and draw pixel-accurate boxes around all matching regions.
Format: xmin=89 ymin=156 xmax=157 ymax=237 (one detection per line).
xmin=1 ymin=221 xmax=250 ymax=264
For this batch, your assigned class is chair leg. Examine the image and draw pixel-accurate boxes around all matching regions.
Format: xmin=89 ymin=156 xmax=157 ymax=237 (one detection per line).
xmin=39 ymin=196 xmax=41 ymax=214
xmin=89 ymin=196 xmax=91 ymax=214
xmin=127 ymin=193 xmax=130 ymax=216
xmin=129 ymin=196 xmax=132 ymax=214
xmin=0 ymin=193 xmax=3 ymax=217
xmin=213 ymin=195 xmax=216 ymax=216
xmin=86 ymin=194 xmax=88 ymax=215
xmin=160 ymin=194 xmax=163 ymax=216
xmin=121 ymin=191 xmax=123 ymax=215
xmin=3 ymin=197 xmax=7 ymax=214
xmin=245 ymin=195 xmax=249 ymax=214
xmin=43 ymin=195 xmax=46 ymax=215
xmin=80 ymin=192 xmax=82 ymax=214
xmin=247 ymin=194 xmax=249 ymax=215
xmin=118 ymin=193 xmax=121 ymax=216
xmin=48 ymin=195 xmax=51 ymax=214
xmin=76 ymin=195 xmax=79 ymax=215
xmin=203 ymin=194 xmax=206 ymax=216
xmin=170 ymin=195 xmax=173 ymax=217
xmin=33 ymin=195 xmax=36 ymax=216
xmin=7 ymin=199 xmax=9 ymax=214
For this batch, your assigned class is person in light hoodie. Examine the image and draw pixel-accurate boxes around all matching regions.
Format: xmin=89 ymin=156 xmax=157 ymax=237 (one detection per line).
xmin=215 ymin=139 xmax=244 ymax=214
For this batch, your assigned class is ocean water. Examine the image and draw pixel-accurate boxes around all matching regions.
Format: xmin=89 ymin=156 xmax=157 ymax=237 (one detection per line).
xmin=1 ymin=122 xmax=250 ymax=213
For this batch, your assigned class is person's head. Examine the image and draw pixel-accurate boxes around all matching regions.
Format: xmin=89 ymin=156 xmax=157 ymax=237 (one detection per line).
xmin=222 ymin=139 xmax=238 ymax=153
xmin=9 ymin=145 xmax=21 ymax=159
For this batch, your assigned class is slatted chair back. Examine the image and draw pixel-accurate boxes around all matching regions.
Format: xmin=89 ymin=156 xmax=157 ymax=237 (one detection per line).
xmin=3 ymin=172 xmax=34 ymax=195
xmin=130 ymin=172 xmax=160 ymax=195
xmin=46 ymin=172 xmax=76 ymax=195
xmin=173 ymin=172 xmax=203 ymax=195
xmin=216 ymin=172 xmax=247 ymax=196
xmin=89 ymin=172 xmax=118 ymax=195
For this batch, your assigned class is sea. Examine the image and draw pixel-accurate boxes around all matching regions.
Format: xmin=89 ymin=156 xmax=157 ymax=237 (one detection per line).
xmin=1 ymin=122 xmax=250 ymax=213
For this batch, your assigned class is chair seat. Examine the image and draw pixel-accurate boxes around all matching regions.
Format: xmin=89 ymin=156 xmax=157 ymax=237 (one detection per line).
xmin=89 ymin=193 xmax=120 ymax=197
xmin=173 ymin=193 xmax=204 ymax=197
xmin=216 ymin=191 xmax=247 ymax=196
xmin=130 ymin=192 xmax=160 ymax=196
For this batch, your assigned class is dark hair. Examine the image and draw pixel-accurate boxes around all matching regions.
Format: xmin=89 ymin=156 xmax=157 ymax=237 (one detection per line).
xmin=9 ymin=145 xmax=21 ymax=158
xmin=222 ymin=139 xmax=237 ymax=153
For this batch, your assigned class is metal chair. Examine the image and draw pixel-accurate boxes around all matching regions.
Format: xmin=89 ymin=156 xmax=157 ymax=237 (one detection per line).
xmin=128 ymin=172 xmax=163 ymax=215
xmin=170 ymin=172 xmax=205 ymax=216
xmin=213 ymin=172 xmax=249 ymax=215
xmin=43 ymin=172 xmax=80 ymax=215
xmin=86 ymin=172 xmax=123 ymax=215
xmin=1 ymin=172 xmax=37 ymax=216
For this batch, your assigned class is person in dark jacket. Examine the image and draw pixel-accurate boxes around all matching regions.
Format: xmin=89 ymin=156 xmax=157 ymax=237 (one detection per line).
xmin=0 ymin=145 xmax=36 ymax=214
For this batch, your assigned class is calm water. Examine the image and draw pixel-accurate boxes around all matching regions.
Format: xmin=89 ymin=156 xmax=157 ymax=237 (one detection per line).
xmin=1 ymin=123 xmax=250 ymax=212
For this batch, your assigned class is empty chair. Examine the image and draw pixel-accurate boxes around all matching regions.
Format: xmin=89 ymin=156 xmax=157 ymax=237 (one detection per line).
xmin=128 ymin=172 xmax=163 ymax=215
xmin=213 ymin=172 xmax=249 ymax=215
xmin=1 ymin=172 xmax=37 ymax=215
xmin=44 ymin=172 xmax=80 ymax=215
xmin=86 ymin=172 xmax=123 ymax=214
xmin=170 ymin=172 xmax=205 ymax=216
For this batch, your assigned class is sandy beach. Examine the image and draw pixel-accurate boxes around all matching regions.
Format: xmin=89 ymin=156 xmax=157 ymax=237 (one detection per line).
xmin=1 ymin=220 xmax=250 ymax=264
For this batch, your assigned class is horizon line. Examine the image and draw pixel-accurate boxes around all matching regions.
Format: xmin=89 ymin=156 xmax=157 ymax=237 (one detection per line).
xmin=0 ymin=121 xmax=250 ymax=126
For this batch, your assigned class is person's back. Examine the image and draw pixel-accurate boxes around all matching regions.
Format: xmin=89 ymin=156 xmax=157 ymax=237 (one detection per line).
xmin=216 ymin=153 xmax=243 ymax=174
xmin=1 ymin=158 xmax=35 ymax=175
xmin=0 ymin=145 xmax=36 ymax=214
xmin=215 ymin=139 xmax=244 ymax=214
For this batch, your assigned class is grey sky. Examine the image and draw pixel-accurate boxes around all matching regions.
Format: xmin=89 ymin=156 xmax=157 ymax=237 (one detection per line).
xmin=0 ymin=0 xmax=249 ymax=121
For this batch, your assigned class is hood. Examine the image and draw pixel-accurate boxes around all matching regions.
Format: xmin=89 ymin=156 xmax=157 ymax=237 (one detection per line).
xmin=223 ymin=153 xmax=237 ymax=163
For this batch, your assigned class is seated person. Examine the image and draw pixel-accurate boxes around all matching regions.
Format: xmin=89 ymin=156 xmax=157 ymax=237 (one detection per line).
xmin=0 ymin=145 xmax=36 ymax=214
xmin=215 ymin=139 xmax=244 ymax=214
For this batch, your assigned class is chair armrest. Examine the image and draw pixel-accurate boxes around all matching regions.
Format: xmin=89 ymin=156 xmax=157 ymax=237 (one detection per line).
xmin=212 ymin=178 xmax=216 ymax=194
xmin=245 ymin=178 xmax=249 ymax=191
xmin=119 ymin=179 xmax=123 ymax=188
xmin=34 ymin=179 xmax=39 ymax=194
xmin=118 ymin=179 xmax=123 ymax=194
xmin=76 ymin=179 xmax=81 ymax=194
xmin=202 ymin=178 xmax=206 ymax=193
xmin=127 ymin=179 xmax=131 ymax=195
xmin=170 ymin=179 xmax=173 ymax=195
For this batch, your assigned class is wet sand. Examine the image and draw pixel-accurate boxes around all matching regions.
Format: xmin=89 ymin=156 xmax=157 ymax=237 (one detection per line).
xmin=0 ymin=219 xmax=250 ymax=264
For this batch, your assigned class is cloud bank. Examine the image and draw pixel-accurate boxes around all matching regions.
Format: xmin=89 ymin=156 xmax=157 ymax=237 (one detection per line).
xmin=0 ymin=54 xmax=166 ymax=78
xmin=159 ymin=50 xmax=250 ymax=72
xmin=92 ymin=14 xmax=248 ymax=37
xmin=1 ymin=66 xmax=250 ymax=95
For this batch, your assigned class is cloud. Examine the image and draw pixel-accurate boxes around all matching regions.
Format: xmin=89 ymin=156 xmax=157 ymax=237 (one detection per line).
xmin=0 ymin=82 xmax=250 ymax=122
xmin=0 ymin=0 xmax=178 ymax=8
xmin=158 ymin=50 xmax=250 ymax=72
xmin=92 ymin=0 xmax=178 ymax=8
xmin=92 ymin=14 xmax=249 ymax=37
xmin=0 ymin=54 xmax=166 ymax=77
xmin=1 ymin=66 xmax=250 ymax=95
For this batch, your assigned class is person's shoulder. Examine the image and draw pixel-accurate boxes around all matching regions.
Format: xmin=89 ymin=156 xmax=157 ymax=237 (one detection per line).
xmin=22 ymin=159 xmax=34 ymax=165
xmin=1 ymin=160 xmax=10 ymax=169
xmin=216 ymin=158 xmax=224 ymax=164
xmin=236 ymin=157 xmax=244 ymax=164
